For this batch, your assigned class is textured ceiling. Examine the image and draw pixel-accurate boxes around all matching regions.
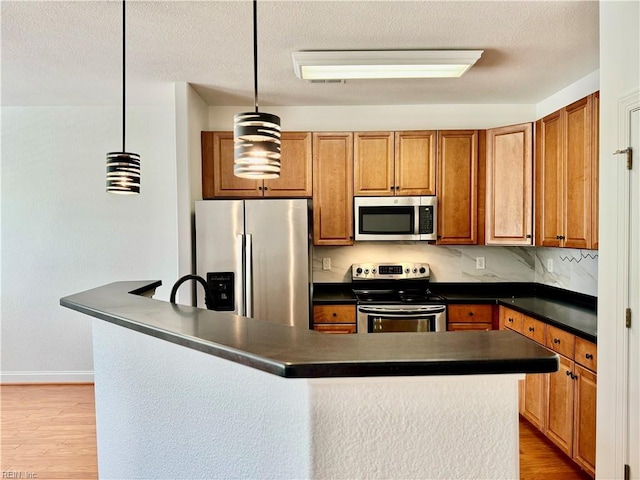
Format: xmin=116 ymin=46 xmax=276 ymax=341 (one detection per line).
xmin=1 ymin=0 xmax=599 ymax=107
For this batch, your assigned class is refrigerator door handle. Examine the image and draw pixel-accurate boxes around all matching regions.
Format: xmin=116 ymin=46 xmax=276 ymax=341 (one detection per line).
xmin=245 ymin=234 xmax=253 ymax=318
xmin=235 ymin=234 xmax=245 ymax=316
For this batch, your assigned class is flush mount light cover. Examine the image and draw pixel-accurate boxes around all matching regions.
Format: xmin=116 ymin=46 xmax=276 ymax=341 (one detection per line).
xmin=291 ymin=50 xmax=484 ymax=80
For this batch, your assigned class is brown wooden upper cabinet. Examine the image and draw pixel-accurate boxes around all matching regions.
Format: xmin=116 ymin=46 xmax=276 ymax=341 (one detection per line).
xmin=535 ymin=93 xmax=598 ymax=249
xmin=201 ymin=131 xmax=312 ymax=199
xmin=436 ymin=130 xmax=479 ymax=245
xmin=354 ymin=131 xmax=436 ymax=196
xmin=312 ymin=132 xmax=354 ymax=246
xmin=485 ymin=122 xmax=533 ymax=245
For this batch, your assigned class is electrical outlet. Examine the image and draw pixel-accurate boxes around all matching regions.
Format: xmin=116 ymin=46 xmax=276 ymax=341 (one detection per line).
xmin=322 ymin=257 xmax=331 ymax=270
xmin=547 ymin=258 xmax=554 ymax=273
xmin=476 ymin=257 xmax=486 ymax=270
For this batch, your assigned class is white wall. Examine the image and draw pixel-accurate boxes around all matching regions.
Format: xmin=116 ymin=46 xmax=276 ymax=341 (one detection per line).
xmin=597 ymin=1 xmax=640 ymax=478
xmin=174 ymin=83 xmax=209 ymax=305
xmin=209 ymin=104 xmax=536 ymax=132
xmin=1 ymin=95 xmax=179 ymax=382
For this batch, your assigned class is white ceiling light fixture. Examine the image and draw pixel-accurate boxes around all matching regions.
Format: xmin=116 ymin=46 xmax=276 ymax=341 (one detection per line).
xmin=292 ymin=50 xmax=484 ymax=81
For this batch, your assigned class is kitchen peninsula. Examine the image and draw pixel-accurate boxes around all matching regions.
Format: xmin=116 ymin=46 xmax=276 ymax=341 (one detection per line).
xmin=61 ymin=281 xmax=558 ymax=480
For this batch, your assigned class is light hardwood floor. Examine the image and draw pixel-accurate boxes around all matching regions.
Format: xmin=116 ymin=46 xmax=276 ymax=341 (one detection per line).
xmin=1 ymin=384 xmax=98 ymax=479
xmin=1 ymin=384 xmax=592 ymax=479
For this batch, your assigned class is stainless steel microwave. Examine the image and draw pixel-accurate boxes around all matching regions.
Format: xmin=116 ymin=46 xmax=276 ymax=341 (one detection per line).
xmin=354 ymin=196 xmax=437 ymax=241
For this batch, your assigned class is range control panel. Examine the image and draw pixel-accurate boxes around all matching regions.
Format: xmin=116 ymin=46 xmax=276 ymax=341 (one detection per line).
xmin=351 ymin=262 xmax=430 ymax=280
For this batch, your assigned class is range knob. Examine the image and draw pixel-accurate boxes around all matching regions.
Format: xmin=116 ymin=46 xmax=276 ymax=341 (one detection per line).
xmin=364 ymin=269 xmax=370 ymax=274
xmin=405 ymin=268 xmax=410 ymax=273
xmin=356 ymin=267 xmax=363 ymax=275
xmin=419 ymin=267 xmax=426 ymax=274
xmin=372 ymin=269 xmax=377 ymax=274
xmin=412 ymin=268 xmax=417 ymax=273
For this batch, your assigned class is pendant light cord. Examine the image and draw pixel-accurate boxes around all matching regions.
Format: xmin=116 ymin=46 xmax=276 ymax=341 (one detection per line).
xmin=253 ymin=0 xmax=259 ymax=113
xmin=122 ymin=0 xmax=126 ymax=152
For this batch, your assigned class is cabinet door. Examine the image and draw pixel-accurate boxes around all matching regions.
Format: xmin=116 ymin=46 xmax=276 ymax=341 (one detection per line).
xmin=436 ymin=131 xmax=478 ymax=245
xmin=535 ymin=113 xmax=564 ymax=247
xmin=394 ymin=131 xmax=436 ymax=195
xmin=354 ymin=132 xmax=394 ymax=196
xmin=204 ymin=131 xmax=262 ymax=198
xmin=591 ymin=91 xmax=599 ymax=250
xmin=522 ymin=372 xmax=547 ymax=431
xmin=546 ymin=355 xmax=575 ymax=456
xmin=564 ymin=96 xmax=592 ymax=249
xmin=263 ymin=132 xmax=312 ymax=197
xmin=312 ymin=133 xmax=354 ymax=246
xmin=485 ymin=123 xmax=533 ymax=245
xmin=573 ymin=365 xmax=597 ymax=477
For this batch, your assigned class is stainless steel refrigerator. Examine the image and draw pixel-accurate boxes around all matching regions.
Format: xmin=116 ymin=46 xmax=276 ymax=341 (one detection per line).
xmin=195 ymin=199 xmax=310 ymax=329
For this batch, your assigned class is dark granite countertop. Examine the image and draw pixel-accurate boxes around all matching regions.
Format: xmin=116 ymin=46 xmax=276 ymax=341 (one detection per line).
xmin=312 ymin=282 xmax=597 ymax=343
xmin=61 ymin=281 xmax=558 ymax=379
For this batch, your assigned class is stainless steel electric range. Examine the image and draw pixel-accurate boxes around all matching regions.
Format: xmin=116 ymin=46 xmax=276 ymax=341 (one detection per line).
xmin=351 ymin=262 xmax=447 ymax=334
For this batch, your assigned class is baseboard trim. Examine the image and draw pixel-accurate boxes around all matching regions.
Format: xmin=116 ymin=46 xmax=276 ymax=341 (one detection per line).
xmin=0 ymin=371 xmax=94 ymax=384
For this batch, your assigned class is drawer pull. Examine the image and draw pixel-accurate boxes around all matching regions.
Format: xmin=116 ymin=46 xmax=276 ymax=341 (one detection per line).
xmin=332 ymin=313 xmax=337 ymax=317
xmin=528 ymin=327 xmax=535 ymax=332
xmin=553 ymin=338 xmax=560 ymax=344
xmin=508 ymin=318 xmax=513 ymax=323
xmin=585 ymin=353 xmax=593 ymax=360
xmin=468 ymin=312 xmax=474 ymax=316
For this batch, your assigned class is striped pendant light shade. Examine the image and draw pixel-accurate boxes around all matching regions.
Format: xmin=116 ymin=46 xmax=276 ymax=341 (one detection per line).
xmin=233 ymin=111 xmax=281 ymax=179
xmin=106 ymin=152 xmax=141 ymax=194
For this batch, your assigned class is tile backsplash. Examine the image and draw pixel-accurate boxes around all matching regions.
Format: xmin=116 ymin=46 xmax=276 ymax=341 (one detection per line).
xmin=312 ymin=243 xmax=598 ymax=297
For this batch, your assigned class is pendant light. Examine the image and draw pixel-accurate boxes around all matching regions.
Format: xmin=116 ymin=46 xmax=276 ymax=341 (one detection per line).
xmin=106 ymin=0 xmax=141 ymax=194
xmin=233 ymin=0 xmax=281 ymax=179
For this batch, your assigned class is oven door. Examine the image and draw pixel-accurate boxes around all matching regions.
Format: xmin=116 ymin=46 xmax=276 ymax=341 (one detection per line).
xmin=356 ymin=305 xmax=446 ymax=334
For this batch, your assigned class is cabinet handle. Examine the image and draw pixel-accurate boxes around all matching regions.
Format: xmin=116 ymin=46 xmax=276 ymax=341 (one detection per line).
xmin=528 ymin=327 xmax=534 ymax=332
xmin=526 ymin=234 xmax=532 ymax=239
xmin=264 ymin=186 xmax=268 ymax=191
xmin=332 ymin=312 xmax=337 ymax=317
xmin=566 ymin=370 xmax=571 ymax=376
xmin=508 ymin=317 xmax=513 ymax=323
xmin=553 ymin=338 xmax=560 ymax=344
xmin=258 ymin=186 xmax=263 ymax=191
xmin=572 ymin=373 xmax=578 ymax=380
xmin=468 ymin=312 xmax=474 ymax=316
xmin=585 ymin=353 xmax=593 ymax=360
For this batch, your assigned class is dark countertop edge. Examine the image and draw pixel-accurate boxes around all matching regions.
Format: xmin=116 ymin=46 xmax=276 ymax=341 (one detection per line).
xmin=496 ymin=300 xmax=597 ymax=344
xmin=61 ymin=281 xmax=559 ymax=379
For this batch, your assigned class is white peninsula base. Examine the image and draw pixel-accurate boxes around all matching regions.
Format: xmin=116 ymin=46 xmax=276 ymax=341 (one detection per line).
xmin=92 ymin=319 xmax=522 ymax=480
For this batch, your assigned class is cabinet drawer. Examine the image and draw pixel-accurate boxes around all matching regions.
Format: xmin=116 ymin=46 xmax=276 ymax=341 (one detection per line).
xmin=313 ymin=324 xmax=356 ymax=334
xmin=546 ymin=325 xmax=576 ymax=359
xmin=448 ymin=322 xmax=492 ymax=331
xmin=448 ymin=304 xmax=493 ymax=323
xmin=522 ymin=315 xmax=546 ymax=344
xmin=313 ymin=305 xmax=356 ymax=324
xmin=575 ymin=337 xmax=597 ymax=372
xmin=500 ymin=307 xmax=523 ymax=332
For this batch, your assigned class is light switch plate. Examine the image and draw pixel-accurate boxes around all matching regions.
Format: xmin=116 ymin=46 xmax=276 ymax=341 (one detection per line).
xmin=547 ymin=258 xmax=554 ymax=273
xmin=322 ymin=258 xmax=331 ymax=270
xmin=476 ymin=257 xmax=485 ymax=270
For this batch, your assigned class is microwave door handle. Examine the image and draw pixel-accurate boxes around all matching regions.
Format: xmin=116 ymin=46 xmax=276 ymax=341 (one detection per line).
xmin=414 ymin=206 xmax=420 ymax=236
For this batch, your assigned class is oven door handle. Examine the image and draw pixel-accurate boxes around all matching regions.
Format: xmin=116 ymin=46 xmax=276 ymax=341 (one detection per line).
xmin=357 ymin=306 xmax=446 ymax=315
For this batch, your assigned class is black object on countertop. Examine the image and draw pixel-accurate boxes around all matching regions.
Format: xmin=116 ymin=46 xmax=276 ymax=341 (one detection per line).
xmin=61 ymin=281 xmax=558 ymax=379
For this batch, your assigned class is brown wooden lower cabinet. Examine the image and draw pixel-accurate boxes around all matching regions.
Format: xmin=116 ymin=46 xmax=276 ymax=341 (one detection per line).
xmin=501 ymin=306 xmax=596 ymax=477
xmin=546 ymin=354 xmax=575 ymax=456
xmin=573 ymin=365 xmax=597 ymax=477
xmin=447 ymin=304 xmax=493 ymax=331
xmin=521 ymin=372 xmax=547 ymax=431
xmin=312 ymin=304 xmax=357 ymax=334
